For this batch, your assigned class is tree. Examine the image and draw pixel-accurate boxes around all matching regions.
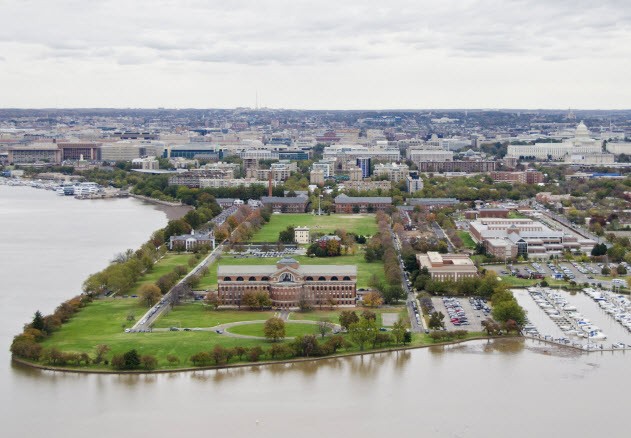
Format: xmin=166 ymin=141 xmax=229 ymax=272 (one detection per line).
xmin=138 ymin=283 xmax=162 ymax=307
xmin=492 ymin=301 xmax=526 ymax=327
xmin=269 ymin=343 xmax=292 ymax=359
xmin=481 ymin=318 xmax=501 ymax=336
xmin=292 ymin=335 xmax=320 ymax=357
xmin=428 ymin=311 xmax=445 ymax=329
xmin=363 ymin=291 xmax=383 ymax=307
xmin=278 ymin=226 xmax=296 ymax=243
xmin=140 ymin=354 xmax=158 ymax=370
xmin=94 ymin=344 xmax=111 ymax=365
xmin=348 ymin=318 xmax=377 ymax=350
xmin=391 ymin=318 xmax=407 ymax=344
xmin=297 ymin=289 xmax=313 ymax=312
xmin=204 ymin=292 xmax=220 ymax=310
xmin=247 ymin=346 xmax=264 ymax=362
xmin=602 ymin=266 xmax=611 ymax=275
xmin=31 ymin=311 xmax=44 ymax=332
xmin=403 ymin=330 xmax=412 ymax=345
xmin=316 ymin=319 xmax=333 ymax=339
xmin=339 ymin=310 xmax=359 ymax=331
xmin=617 ymin=265 xmax=627 ymax=275
xmin=264 ymin=317 xmax=286 ymax=341
xmin=361 ymin=310 xmax=377 ymax=321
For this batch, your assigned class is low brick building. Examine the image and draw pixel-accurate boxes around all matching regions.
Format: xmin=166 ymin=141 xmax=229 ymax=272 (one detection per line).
xmin=334 ymin=194 xmax=392 ymax=213
xmin=261 ymin=195 xmax=309 ymax=213
xmin=416 ymin=252 xmax=478 ymax=281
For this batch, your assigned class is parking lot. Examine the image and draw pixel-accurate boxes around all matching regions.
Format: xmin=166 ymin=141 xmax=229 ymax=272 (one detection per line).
xmin=431 ymin=296 xmax=489 ymax=332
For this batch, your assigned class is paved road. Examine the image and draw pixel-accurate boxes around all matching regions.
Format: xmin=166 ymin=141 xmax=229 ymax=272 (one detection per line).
xmin=535 ymin=206 xmax=610 ymax=248
xmin=431 ymin=222 xmax=455 ymax=252
xmin=131 ymin=244 xmax=225 ymax=332
xmin=391 ymin=229 xmax=425 ymax=333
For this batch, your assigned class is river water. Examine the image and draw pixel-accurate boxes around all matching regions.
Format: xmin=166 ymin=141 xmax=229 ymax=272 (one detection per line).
xmin=1 ymin=185 xmax=629 ymax=438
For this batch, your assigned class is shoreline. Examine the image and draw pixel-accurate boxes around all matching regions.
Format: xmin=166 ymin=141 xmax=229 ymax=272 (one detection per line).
xmin=12 ymin=335 xmax=522 ymax=375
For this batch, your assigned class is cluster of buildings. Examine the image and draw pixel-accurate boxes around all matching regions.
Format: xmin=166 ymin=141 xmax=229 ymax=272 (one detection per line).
xmin=506 ymin=122 xmax=615 ymax=165
xmin=469 ymin=217 xmax=596 ymax=259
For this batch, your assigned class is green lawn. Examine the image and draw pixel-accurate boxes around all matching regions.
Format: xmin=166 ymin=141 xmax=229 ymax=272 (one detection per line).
xmin=251 ymin=213 xmax=378 ymax=242
xmin=197 ymin=251 xmax=385 ymax=291
xmin=154 ymin=304 xmax=275 ymax=328
xmin=289 ymin=307 xmax=407 ymax=327
xmin=496 ymin=276 xmax=540 ymax=287
xmin=457 ymin=231 xmax=476 ymax=249
xmin=41 ymin=299 xmax=271 ymax=368
xmin=132 ymin=253 xmax=194 ymax=292
xmin=227 ymin=322 xmax=320 ymax=337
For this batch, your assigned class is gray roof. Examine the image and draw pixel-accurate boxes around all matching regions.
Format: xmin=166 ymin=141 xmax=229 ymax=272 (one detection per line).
xmin=278 ymin=257 xmax=298 ymax=264
xmin=218 ymin=263 xmax=357 ymax=276
xmin=261 ymin=196 xmax=308 ymax=204
xmin=334 ymin=194 xmax=392 ymax=204
xmin=408 ymin=198 xmax=459 ymax=205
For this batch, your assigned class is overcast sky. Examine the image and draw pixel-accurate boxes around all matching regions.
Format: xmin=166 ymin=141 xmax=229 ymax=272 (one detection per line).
xmin=1 ymin=0 xmax=630 ymax=109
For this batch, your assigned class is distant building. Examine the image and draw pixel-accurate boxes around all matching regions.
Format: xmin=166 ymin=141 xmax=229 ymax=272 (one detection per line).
xmin=374 ymin=162 xmax=409 ymax=182
xmin=169 ymin=230 xmax=215 ymax=251
xmin=343 ymin=180 xmax=391 ymax=192
xmin=416 ymin=160 xmax=497 ymax=173
xmin=491 ymin=170 xmax=544 ymax=184
xmin=416 ymin=252 xmax=478 ymax=281
xmin=7 ymin=144 xmax=61 ymax=164
xmin=294 ymin=226 xmax=310 ymax=244
xmin=356 ymin=157 xmax=372 ymax=178
xmin=218 ymin=258 xmax=357 ymax=309
xmin=57 ymin=142 xmax=102 ymax=161
xmin=261 ymin=195 xmax=309 ymax=213
xmin=310 ymin=169 xmax=325 ymax=186
xmin=407 ymin=198 xmax=460 ymax=208
xmin=131 ymin=158 xmax=159 ymax=170
xmin=406 ymin=172 xmax=423 ymax=193
xmin=349 ymin=167 xmax=363 ymax=181
xmin=334 ymin=194 xmax=392 ymax=213
xmin=464 ymin=208 xmax=509 ymax=220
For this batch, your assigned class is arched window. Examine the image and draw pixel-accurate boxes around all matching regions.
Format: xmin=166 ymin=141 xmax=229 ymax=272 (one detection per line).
xmin=305 ymin=276 xmax=314 ymax=281
xmin=343 ymin=276 xmax=351 ymax=281
xmin=331 ymin=276 xmax=338 ymax=281
xmin=248 ymin=276 xmax=256 ymax=281
xmin=236 ymin=276 xmax=244 ymax=281
xmin=279 ymin=273 xmax=294 ymax=282
xmin=318 ymin=276 xmax=326 ymax=281
xmin=223 ymin=277 xmax=232 ymax=281
xmin=262 ymin=276 xmax=269 ymax=281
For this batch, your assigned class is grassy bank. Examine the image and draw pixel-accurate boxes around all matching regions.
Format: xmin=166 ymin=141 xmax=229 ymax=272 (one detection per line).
xmin=250 ymin=213 xmax=378 ymax=242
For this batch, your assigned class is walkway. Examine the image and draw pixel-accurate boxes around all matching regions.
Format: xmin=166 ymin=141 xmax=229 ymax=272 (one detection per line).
xmin=153 ymin=318 xmax=341 ymax=340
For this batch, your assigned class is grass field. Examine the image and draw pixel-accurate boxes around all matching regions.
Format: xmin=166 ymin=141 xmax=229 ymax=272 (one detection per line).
xmin=227 ymin=322 xmax=320 ymax=337
xmin=154 ymin=304 xmax=275 ymax=328
xmin=197 ymin=252 xmax=385 ymax=290
xmin=251 ymin=213 xmax=378 ymax=242
xmin=132 ymin=253 xmax=194 ymax=292
xmin=457 ymin=231 xmax=476 ymax=249
xmin=289 ymin=307 xmax=407 ymax=327
xmin=496 ymin=276 xmax=540 ymax=287
xmin=41 ymin=299 xmax=271 ymax=368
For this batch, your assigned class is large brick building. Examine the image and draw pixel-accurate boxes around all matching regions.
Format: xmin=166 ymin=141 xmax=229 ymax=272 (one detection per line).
xmin=334 ymin=194 xmax=392 ymax=213
xmin=218 ymin=258 xmax=357 ymax=309
xmin=261 ymin=195 xmax=309 ymax=213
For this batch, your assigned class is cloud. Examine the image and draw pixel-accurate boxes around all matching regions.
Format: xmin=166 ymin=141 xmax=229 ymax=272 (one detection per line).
xmin=1 ymin=0 xmax=629 ymax=67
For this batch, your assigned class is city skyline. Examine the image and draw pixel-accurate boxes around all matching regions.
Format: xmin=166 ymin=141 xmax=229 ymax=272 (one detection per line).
xmin=1 ymin=0 xmax=631 ymax=109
